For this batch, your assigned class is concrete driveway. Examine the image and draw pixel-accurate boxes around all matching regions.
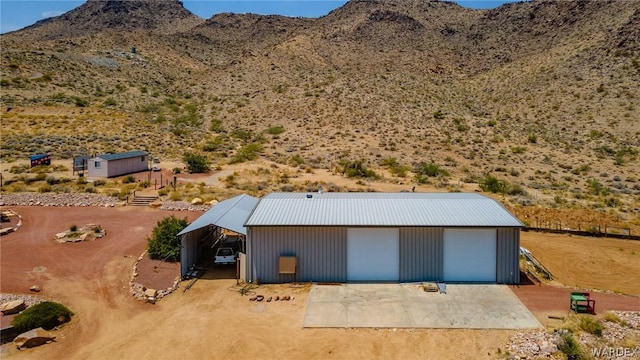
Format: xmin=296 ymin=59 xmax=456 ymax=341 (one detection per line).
xmin=303 ymin=283 xmax=542 ymax=329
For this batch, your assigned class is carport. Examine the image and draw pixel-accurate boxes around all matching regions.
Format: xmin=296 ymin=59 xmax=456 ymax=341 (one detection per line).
xmin=178 ymin=194 xmax=258 ymax=278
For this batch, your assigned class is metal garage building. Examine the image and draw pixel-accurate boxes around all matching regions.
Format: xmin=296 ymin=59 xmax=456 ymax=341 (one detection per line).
xmin=243 ymin=192 xmax=523 ymax=284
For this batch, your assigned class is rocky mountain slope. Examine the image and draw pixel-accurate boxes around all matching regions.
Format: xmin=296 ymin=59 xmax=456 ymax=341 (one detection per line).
xmin=1 ymin=0 xmax=638 ymax=221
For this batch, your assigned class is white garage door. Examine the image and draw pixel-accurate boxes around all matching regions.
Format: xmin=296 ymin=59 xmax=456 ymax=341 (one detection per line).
xmin=347 ymin=228 xmax=399 ymax=281
xmin=443 ymin=228 xmax=497 ymax=282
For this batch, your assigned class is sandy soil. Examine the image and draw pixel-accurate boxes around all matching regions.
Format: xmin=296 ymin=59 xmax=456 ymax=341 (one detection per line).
xmin=520 ymin=232 xmax=640 ymax=295
xmin=1 ymin=206 xmax=639 ymax=359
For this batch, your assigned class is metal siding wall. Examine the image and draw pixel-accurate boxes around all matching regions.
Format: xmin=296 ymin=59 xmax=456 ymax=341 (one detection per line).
xmin=496 ymin=228 xmax=521 ymax=284
xmin=399 ymin=228 xmax=443 ymax=282
xmin=88 ymin=158 xmax=108 ymax=177
xmin=107 ymin=157 xmax=148 ymax=177
xmin=179 ymin=226 xmax=211 ymax=277
xmin=251 ymin=227 xmax=347 ymax=283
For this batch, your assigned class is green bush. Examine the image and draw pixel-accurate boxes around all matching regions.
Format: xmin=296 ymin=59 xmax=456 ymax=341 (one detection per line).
xmin=480 ymin=174 xmax=504 ymax=193
xmin=147 ymin=215 xmax=189 ymax=262
xmin=183 ymin=152 xmax=210 ymax=173
xmin=11 ymin=301 xmax=74 ymax=332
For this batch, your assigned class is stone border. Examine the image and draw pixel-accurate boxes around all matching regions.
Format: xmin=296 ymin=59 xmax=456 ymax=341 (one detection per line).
xmin=0 ymin=210 xmax=22 ymax=236
xmin=129 ymin=250 xmax=180 ymax=303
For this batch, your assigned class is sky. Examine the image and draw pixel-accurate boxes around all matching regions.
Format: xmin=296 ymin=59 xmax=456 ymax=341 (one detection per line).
xmin=0 ymin=0 xmax=519 ymax=34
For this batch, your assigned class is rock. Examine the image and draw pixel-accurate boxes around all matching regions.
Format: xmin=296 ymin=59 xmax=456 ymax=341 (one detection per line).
xmin=13 ymin=328 xmax=56 ymax=349
xmin=209 ymin=199 xmax=219 ymax=206
xmin=191 ymin=197 xmax=203 ymax=205
xmin=29 ymin=285 xmax=41 ymax=292
xmin=144 ymin=289 xmax=157 ymax=298
xmin=539 ymin=341 xmax=557 ymax=355
xmin=0 ymin=299 xmax=26 ymax=315
xmin=149 ymin=200 xmax=162 ymax=208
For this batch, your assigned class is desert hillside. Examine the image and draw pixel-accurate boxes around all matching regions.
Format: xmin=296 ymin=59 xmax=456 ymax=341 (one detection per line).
xmin=1 ymin=0 xmax=638 ymax=228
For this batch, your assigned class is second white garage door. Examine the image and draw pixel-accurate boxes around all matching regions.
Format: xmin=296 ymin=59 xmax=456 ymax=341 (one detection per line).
xmin=347 ymin=228 xmax=399 ymax=281
xmin=443 ymin=228 xmax=497 ymax=282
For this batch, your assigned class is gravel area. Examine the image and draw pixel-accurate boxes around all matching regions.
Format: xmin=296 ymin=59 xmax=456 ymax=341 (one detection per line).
xmin=507 ymin=311 xmax=640 ymax=359
xmin=0 ymin=193 xmax=209 ymax=212
xmin=0 ymin=193 xmax=116 ymax=207
xmin=0 ymin=293 xmax=45 ymax=308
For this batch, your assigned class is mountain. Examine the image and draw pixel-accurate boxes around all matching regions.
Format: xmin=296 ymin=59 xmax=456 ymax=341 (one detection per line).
xmin=1 ymin=0 xmax=639 ymax=219
xmin=15 ymin=0 xmax=203 ymax=39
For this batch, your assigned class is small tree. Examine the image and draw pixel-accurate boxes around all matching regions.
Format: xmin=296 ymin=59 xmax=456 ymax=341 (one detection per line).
xmin=183 ymin=152 xmax=210 ymax=173
xmin=147 ymin=215 xmax=189 ymax=262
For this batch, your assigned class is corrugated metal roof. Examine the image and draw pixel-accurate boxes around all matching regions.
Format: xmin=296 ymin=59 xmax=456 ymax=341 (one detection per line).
xmin=244 ymin=192 xmax=523 ymax=227
xmin=95 ymin=150 xmax=148 ymax=161
xmin=177 ymin=194 xmax=259 ymax=236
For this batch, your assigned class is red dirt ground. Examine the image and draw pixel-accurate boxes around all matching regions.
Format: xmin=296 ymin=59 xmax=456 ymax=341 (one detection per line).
xmin=0 ymin=205 xmax=199 ymax=329
xmin=510 ymin=274 xmax=640 ymax=312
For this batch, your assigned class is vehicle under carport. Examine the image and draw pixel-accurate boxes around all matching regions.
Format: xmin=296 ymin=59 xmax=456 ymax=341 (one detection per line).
xmin=178 ymin=194 xmax=258 ymax=280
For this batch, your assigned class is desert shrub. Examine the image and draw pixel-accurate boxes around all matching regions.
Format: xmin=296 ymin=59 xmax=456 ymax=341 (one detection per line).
xmin=230 ymin=143 xmax=263 ymax=164
xmin=104 ymin=97 xmax=117 ymax=106
xmin=38 ymin=184 xmax=52 ymax=193
xmin=579 ymin=317 xmax=603 ymax=336
xmin=230 ymin=128 xmax=255 ymax=143
xmin=147 ymin=215 xmax=189 ymax=262
xmin=73 ymin=96 xmax=88 ymax=107
xmin=11 ymin=301 xmax=73 ymax=332
xmin=414 ymin=162 xmax=448 ymax=183
xmin=92 ymin=179 xmax=106 ymax=186
xmin=267 ymin=125 xmax=285 ymax=135
xmin=586 ymin=178 xmax=608 ymax=195
xmin=118 ymin=186 xmax=134 ymax=200
xmin=183 ymin=152 xmax=210 ymax=173
xmin=528 ymin=133 xmax=538 ymax=143
xmin=338 ymin=159 xmax=379 ymax=179
xmin=558 ymin=333 xmax=585 ymax=360
xmin=383 ymin=157 xmax=409 ymax=177
xmin=76 ymin=176 xmax=87 ymax=185
xmin=209 ymin=119 xmax=224 ymax=133
xmin=45 ymin=176 xmax=60 ymax=185
xmin=84 ymin=186 xmax=95 ymax=193
xmin=9 ymin=164 xmax=29 ymax=174
xmin=158 ymin=187 xmax=170 ymax=196
xmin=290 ymin=154 xmax=305 ymax=166
xmin=433 ymin=109 xmax=445 ymax=119
xmin=122 ymin=175 xmax=136 ymax=184
xmin=202 ymin=135 xmax=227 ymax=152
xmin=170 ymin=191 xmax=182 ymax=201
xmin=480 ymin=174 xmax=504 ymax=193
